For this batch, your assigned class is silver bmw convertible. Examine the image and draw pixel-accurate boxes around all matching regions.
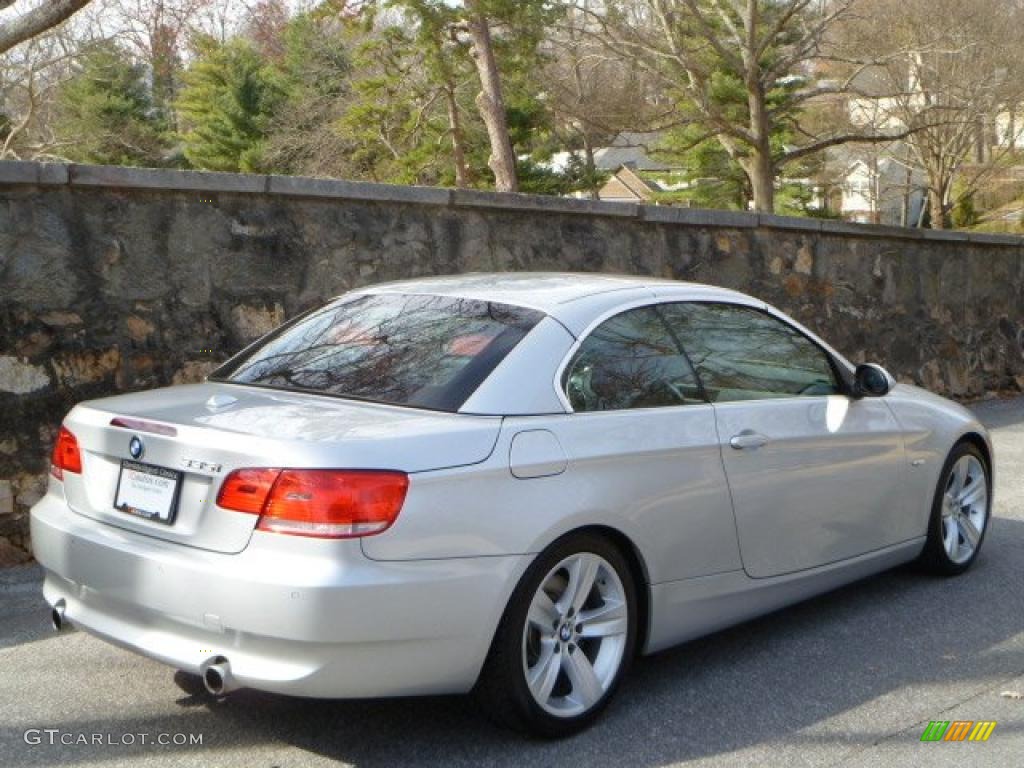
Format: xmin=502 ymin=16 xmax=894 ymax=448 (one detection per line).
xmin=31 ymin=273 xmax=993 ymax=736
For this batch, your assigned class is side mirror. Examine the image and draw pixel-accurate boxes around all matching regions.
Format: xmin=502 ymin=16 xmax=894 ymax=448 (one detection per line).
xmin=853 ymin=363 xmax=894 ymax=398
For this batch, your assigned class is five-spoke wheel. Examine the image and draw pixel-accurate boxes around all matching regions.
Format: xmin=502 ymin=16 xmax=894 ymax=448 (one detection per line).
xmin=940 ymin=453 xmax=988 ymax=564
xmin=476 ymin=533 xmax=636 ymax=737
xmin=922 ymin=442 xmax=991 ymax=574
xmin=522 ymin=552 xmax=629 ymax=718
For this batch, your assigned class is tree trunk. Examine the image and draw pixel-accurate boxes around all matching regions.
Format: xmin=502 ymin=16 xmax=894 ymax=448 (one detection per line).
xmin=150 ymin=24 xmax=179 ymax=129
xmin=583 ymin=133 xmax=599 ymax=200
xmin=746 ymin=79 xmax=774 ymax=212
xmin=570 ymin=47 xmax=600 ymax=200
xmin=928 ymin=184 xmax=948 ymax=230
xmin=736 ymin=1 xmax=774 ymax=212
xmin=974 ymin=116 xmax=986 ymax=164
xmin=464 ymin=9 xmax=518 ymax=193
xmin=443 ymin=83 xmax=472 ymax=188
xmin=901 ymin=166 xmax=912 ymax=227
xmin=746 ymin=149 xmax=774 ymax=213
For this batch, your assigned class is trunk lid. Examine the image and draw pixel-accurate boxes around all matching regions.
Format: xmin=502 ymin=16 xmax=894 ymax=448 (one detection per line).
xmin=60 ymin=382 xmax=501 ymax=553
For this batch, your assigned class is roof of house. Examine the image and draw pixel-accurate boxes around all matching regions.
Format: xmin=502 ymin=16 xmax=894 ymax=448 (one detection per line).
xmin=539 ymin=132 xmax=679 ymax=174
xmin=598 ymin=165 xmax=663 ymax=201
xmin=593 ymin=132 xmax=677 ymax=172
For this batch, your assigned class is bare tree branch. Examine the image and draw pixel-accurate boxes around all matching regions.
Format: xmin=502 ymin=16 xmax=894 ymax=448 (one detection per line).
xmin=781 ymin=127 xmax=916 ymax=164
xmin=0 ymin=0 xmax=93 ymax=55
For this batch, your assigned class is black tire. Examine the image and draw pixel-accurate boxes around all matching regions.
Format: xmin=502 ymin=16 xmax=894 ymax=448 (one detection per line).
xmin=919 ymin=441 xmax=991 ymax=576
xmin=474 ymin=531 xmax=638 ymax=738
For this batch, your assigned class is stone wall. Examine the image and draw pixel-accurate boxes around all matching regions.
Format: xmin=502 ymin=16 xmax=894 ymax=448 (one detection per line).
xmin=2 ymin=161 xmax=1023 ymax=562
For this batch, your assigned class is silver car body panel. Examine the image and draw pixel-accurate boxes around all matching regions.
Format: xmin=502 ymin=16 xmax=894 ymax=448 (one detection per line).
xmin=460 ymin=316 xmax=574 ymax=416
xmin=645 ymin=537 xmax=925 ymax=653
xmin=30 ymin=272 xmax=993 ymax=698
xmin=361 ymin=406 xmax=742 ymax=584
xmin=882 ymin=382 xmax=994 ymax=530
xmin=59 ymin=384 xmax=502 ymax=553
xmin=32 ymin=490 xmax=529 ymax=696
xmin=713 ymin=395 xmax=907 ymax=578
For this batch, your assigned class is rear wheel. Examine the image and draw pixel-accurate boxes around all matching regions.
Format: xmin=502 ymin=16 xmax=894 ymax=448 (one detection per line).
xmin=476 ymin=532 xmax=637 ymax=737
xmin=920 ymin=442 xmax=991 ymax=575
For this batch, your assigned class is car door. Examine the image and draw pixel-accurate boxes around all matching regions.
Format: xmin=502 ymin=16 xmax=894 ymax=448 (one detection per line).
xmin=552 ymin=304 xmax=742 ymax=584
xmin=659 ymin=301 xmax=906 ymax=579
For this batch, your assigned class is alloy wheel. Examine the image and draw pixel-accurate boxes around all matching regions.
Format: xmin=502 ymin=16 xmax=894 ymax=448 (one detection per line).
xmin=940 ymin=454 xmax=988 ymax=565
xmin=521 ymin=552 xmax=628 ymax=718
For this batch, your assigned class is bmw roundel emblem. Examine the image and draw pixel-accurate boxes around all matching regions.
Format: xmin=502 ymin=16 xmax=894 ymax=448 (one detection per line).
xmin=129 ymin=436 xmax=144 ymax=460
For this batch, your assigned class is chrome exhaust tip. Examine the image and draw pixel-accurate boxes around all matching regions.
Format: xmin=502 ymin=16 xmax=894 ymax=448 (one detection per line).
xmin=201 ymin=657 xmax=233 ymax=696
xmin=51 ymin=600 xmax=67 ymax=632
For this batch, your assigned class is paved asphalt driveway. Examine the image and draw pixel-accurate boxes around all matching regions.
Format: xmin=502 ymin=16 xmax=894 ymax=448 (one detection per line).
xmin=2 ymin=397 xmax=1022 ymax=768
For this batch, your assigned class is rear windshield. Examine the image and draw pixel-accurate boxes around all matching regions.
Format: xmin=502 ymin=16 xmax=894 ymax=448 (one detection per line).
xmin=211 ymin=293 xmax=544 ymax=412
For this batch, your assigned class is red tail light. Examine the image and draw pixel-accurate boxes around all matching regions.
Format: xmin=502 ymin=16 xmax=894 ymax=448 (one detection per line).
xmin=216 ymin=469 xmax=409 ymax=539
xmin=50 ymin=426 xmax=82 ymax=480
xmin=216 ymin=468 xmax=282 ymax=514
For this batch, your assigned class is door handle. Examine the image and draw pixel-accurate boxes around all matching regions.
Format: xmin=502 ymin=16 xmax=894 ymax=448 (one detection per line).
xmin=729 ymin=431 xmax=769 ymax=450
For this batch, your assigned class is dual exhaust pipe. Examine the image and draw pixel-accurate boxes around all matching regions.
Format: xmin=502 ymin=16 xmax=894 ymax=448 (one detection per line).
xmin=50 ymin=600 xmax=236 ymax=697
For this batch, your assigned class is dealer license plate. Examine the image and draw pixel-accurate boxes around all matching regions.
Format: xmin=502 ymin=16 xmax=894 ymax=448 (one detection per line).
xmin=114 ymin=460 xmax=182 ymax=524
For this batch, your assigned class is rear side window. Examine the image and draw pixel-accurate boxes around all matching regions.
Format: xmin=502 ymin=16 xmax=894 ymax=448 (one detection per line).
xmin=563 ymin=306 xmax=702 ymax=412
xmin=212 ymin=294 xmax=543 ymax=412
xmin=659 ymin=302 xmax=839 ymax=402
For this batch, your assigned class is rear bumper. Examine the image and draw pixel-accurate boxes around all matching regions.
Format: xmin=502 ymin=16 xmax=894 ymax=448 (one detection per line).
xmin=30 ymin=491 xmax=529 ymax=698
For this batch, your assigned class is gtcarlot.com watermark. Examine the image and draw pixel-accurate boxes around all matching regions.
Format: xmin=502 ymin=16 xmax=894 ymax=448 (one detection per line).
xmin=24 ymin=729 xmax=203 ymax=747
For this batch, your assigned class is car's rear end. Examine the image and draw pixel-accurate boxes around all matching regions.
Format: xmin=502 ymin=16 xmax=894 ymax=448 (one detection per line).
xmin=30 ymin=291 xmax=544 ymax=698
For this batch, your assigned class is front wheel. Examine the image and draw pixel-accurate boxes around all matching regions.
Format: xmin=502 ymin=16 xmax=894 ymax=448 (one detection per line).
xmin=920 ymin=442 xmax=991 ymax=575
xmin=475 ymin=532 xmax=637 ymax=737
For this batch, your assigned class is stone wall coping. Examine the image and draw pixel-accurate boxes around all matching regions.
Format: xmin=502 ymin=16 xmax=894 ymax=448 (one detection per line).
xmin=70 ymin=163 xmax=266 ymax=193
xmin=268 ymin=174 xmax=453 ymax=206
xmin=451 ymin=188 xmax=639 ymax=218
xmin=3 ymin=160 xmax=1022 ymax=247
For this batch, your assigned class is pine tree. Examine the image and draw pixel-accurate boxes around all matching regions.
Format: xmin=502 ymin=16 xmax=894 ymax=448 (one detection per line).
xmin=176 ymin=37 xmax=286 ymax=172
xmin=263 ymin=11 xmax=355 ymax=177
xmin=339 ymin=22 xmax=467 ymax=185
xmin=56 ymin=45 xmax=170 ymax=167
xmin=333 ymin=0 xmax=554 ymax=189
